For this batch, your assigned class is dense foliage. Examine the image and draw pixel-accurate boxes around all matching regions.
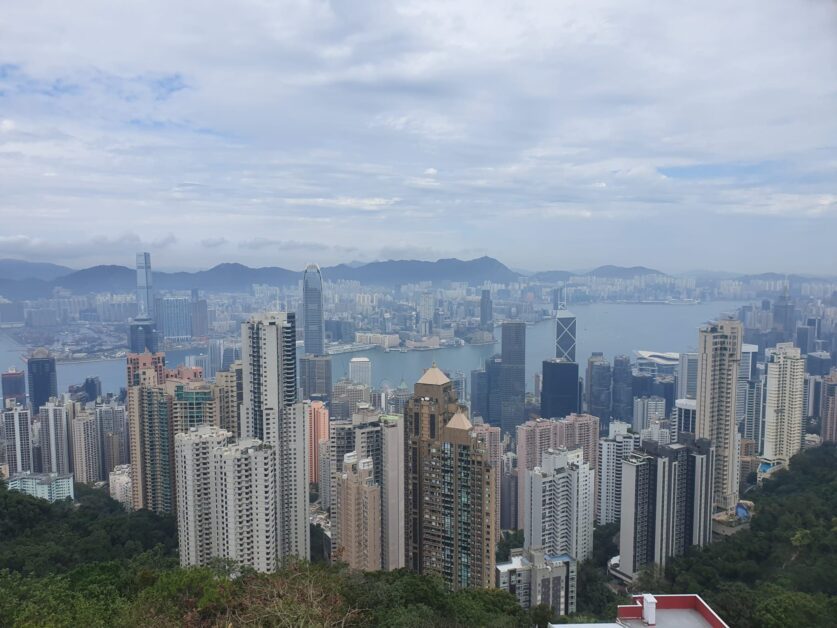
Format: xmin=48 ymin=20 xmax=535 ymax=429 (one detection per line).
xmin=639 ymin=445 xmax=837 ymax=627
xmin=0 ymin=481 xmax=177 ymax=575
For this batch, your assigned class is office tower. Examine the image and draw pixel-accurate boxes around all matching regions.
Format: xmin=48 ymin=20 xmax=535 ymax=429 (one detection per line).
xmin=241 ymin=313 xmax=297 ymax=441
xmin=3 ymin=405 xmax=32 ymax=474
xmin=405 ymin=368 xmax=496 ymax=590
xmin=71 ymin=412 xmax=101 ymax=484
xmin=213 ymin=362 xmax=242 ymax=436
xmin=449 ymin=370 xmax=467 ymax=404
xmin=556 ymin=309 xmax=577 ymax=362
xmin=806 ymin=351 xmax=832 ymax=377
xmin=611 ymin=355 xmax=633 ymax=421
xmin=635 ymin=351 xmax=679 ymax=377
xmin=496 ymin=547 xmax=577 ymax=616
xmin=523 ymin=448 xmax=594 ymax=562
xmin=129 ymin=319 xmax=158 ymax=354
xmin=696 ymin=320 xmax=742 ymax=511
xmin=127 ymin=352 xmax=166 ymax=386
xmin=474 ymin=422 xmax=502 ymax=533
xmin=333 ymin=453 xmax=381 ymax=571
xmin=128 ymin=364 xmax=175 ymax=514
xmin=480 ymin=289 xmax=493 ymax=329
xmin=761 ymin=343 xmax=805 ymax=471
xmin=500 ymin=321 xmax=526 ymax=434
xmin=303 ymin=264 xmax=325 ymax=356
xmin=585 ymin=353 xmax=612 ymax=429
xmin=136 ymin=252 xmax=155 ymax=319
xmin=300 ymin=354 xmax=333 ymax=402
xmin=617 ymin=439 xmax=715 ymax=581
xmin=651 ymin=375 xmax=676 ymax=418
xmin=597 ymin=421 xmax=640 ymax=525
xmin=7 ymin=471 xmax=74 ymax=502
xmin=541 ymin=359 xmax=580 ymax=419
xmin=109 ymin=464 xmax=133 ymax=510
xmin=348 ymin=357 xmax=373 ymax=388
xmin=632 ymin=371 xmax=654 ymax=399
xmin=795 ymin=323 xmax=816 ymax=355
xmin=675 ymin=398 xmax=697 ymax=436
xmin=736 ymin=344 xmax=758 ymax=429
xmin=175 ymin=425 xmax=232 ymax=567
xmin=470 ymin=368 xmax=489 ymax=421
xmin=157 ymin=297 xmax=193 ymax=340
xmin=2 ymin=369 xmax=26 ymax=407
xmin=331 ymin=379 xmax=371 ymax=419
xmin=308 ymin=401 xmax=329 ymax=485
xmin=555 ymin=413 xmax=600 ymax=471
xmin=212 ymin=438 xmax=278 ymax=572
xmin=27 ymin=349 xmax=57 ymax=413
xmin=190 ymin=298 xmax=209 ymax=338
xmin=500 ymin=453 xmax=518 ymax=531
xmin=677 ymin=353 xmax=698 ymax=400
xmin=822 ymin=371 xmax=837 ymax=443
xmin=632 ymin=396 xmax=666 ymax=433
xmin=39 ymin=400 xmax=72 ymax=475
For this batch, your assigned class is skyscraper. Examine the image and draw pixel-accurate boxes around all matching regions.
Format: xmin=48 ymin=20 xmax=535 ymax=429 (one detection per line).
xmin=380 ymin=414 xmax=405 ymax=571
xmin=27 ymin=349 xmax=57 ymax=413
xmin=555 ymin=413 xmax=600 ymax=471
xmin=333 ymin=453 xmax=381 ymax=571
xmin=349 ymin=356 xmax=373 ymax=388
xmin=136 ymin=252 xmax=155 ymax=320
xmin=39 ymin=400 xmax=72 ymax=475
xmin=72 ymin=412 xmax=101 ymax=485
xmin=308 ymin=401 xmax=329 ymax=485
xmin=405 ymin=367 xmax=496 ymax=590
xmin=500 ymin=321 xmax=526 ymax=434
xmin=677 ymin=353 xmax=699 ymax=400
xmin=1 ymin=369 xmax=26 ymax=408
xmin=597 ymin=421 xmax=640 ymax=525
xmin=174 ymin=425 xmax=232 ymax=568
xmin=617 ymin=438 xmax=714 ymax=581
xmin=241 ymin=313 xmax=298 ymax=441
xmin=303 ymin=264 xmax=325 ymax=356
xmin=696 ymin=320 xmax=742 ymax=512
xmin=761 ymin=343 xmax=805 ymax=472
xmin=523 ymin=448 xmax=594 ymax=562
xmin=585 ymin=353 xmax=612 ymax=429
xmin=556 ymin=310 xmax=577 ymax=362
xmin=822 ymin=371 xmax=837 ymax=444
xmin=3 ymin=404 xmax=32 ymax=474
xmin=541 ymin=359 xmax=580 ymax=420
xmin=480 ymin=289 xmax=493 ymax=329
xmin=611 ymin=355 xmax=633 ymax=422
xmin=300 ymin=354 xmax=333 ymax=402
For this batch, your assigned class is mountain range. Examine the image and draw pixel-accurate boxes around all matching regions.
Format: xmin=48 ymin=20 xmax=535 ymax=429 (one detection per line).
xmin=0 ymin=257 xmax=822 ymax=299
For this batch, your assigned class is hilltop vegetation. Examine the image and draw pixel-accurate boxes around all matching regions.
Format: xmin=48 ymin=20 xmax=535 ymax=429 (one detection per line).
xmin=639 ymin=445 xmax=837 ymax=627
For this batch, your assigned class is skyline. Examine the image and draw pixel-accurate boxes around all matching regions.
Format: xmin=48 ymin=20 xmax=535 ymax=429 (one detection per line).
xmin=1 ymin=1 xmax=836 ymax=273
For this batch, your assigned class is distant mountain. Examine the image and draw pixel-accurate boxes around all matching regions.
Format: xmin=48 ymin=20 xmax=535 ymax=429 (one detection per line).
xmin=586 ymin=265 xmax=666 ymax=278
xmin=0 ymin=256 xmax=519 ymax=298
xmin=322 ymin=256 xmax=519 ymax=285
xmin=0 ymin=259 xmax=74 ymax=282
xmin=530 ymin=269 xmax=573 ymax=283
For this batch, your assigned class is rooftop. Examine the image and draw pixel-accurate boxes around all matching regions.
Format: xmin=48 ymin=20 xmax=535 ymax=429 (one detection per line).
xmin=416 ymin=364 xmax=450 ymax=386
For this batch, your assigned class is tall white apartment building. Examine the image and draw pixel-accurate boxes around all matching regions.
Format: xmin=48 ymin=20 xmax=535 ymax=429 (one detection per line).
xmin=762 ymin=343 xmax=805 ymax=471
xmin=348 ymin=357 xmax=373 ymax=388
xmin=211 ymin=438 xmax=277 ymax=573
xmin=696 ymin=320 xmax=742 ymax=512
xmin=109 ymin=464 xmax=133 ymax=510
xmin=39 ymin=399 xmax=72 ymax=474
xmin=596 ymin=421 xmax=639 ymax=525
xmin=523 ymin=448 xmax=594 ymax=562
xmin=175 ymin=425 xmax=232 ymax=568
xmin=3 ymin=405 xmax=32 ymax=474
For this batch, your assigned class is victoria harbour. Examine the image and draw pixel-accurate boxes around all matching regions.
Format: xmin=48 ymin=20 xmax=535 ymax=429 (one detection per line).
xmin=1 ymin=300 xmax=744 ymax=396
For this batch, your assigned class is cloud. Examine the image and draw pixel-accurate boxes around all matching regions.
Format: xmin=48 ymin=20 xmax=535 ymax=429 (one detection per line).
xmin=0 ymin=0 xmax=835 ymax=273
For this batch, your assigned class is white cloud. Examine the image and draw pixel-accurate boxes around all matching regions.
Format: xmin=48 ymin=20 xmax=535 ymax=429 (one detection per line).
xmin=0 ymin=0 xmax=834 ymax=273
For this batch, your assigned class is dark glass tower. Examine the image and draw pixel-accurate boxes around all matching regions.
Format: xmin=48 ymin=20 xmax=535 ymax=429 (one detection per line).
xmin=479 ymin=289 xmax=493 ymax=329
xmin=541 ymin=359 xmax=580 ymax=419
xmin=585 ymin=353 xmax=612 ymax=430
xmin=303 ymin=264 xmax=325 ymax=356
xmin=27 ymin=349 xmax=57 ymax=412
xmin=611 ymin=354 xmax=633 ymax=421
xmin=500 ymin=322 xmax=526 ymax=434
xmin=1 ymin=369 xmax=26 ymax=408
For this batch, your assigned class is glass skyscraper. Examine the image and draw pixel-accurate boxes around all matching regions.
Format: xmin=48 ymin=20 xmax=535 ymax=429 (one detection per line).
xmin=303 ymin=264 xmax=325 ymax=356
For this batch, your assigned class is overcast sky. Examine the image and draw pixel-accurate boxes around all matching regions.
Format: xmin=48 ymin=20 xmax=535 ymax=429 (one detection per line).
xmin=1 ymin=1 xmax=835 ymax=274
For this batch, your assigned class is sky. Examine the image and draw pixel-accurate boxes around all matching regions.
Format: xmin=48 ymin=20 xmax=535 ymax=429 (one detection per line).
xmin=1 ymin=0 xmax=836 ymax=274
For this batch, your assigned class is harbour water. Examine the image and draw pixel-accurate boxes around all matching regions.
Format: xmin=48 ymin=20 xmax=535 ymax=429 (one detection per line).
xmin=0 ymin=300 xmax=745 ymax=397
